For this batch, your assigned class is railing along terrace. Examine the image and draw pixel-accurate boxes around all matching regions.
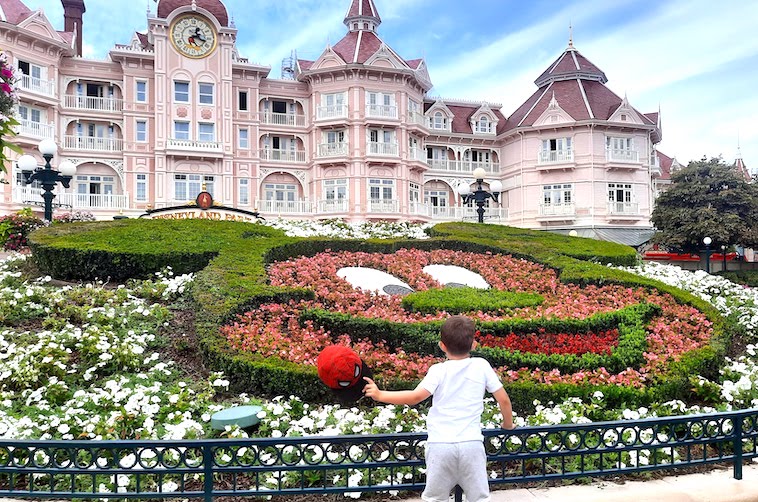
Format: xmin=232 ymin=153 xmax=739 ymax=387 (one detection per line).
xmin=2 ymin=409 xmax=754 ymax=500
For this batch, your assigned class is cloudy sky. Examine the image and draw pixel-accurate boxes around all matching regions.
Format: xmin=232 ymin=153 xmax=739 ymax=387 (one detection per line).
xmin=28 ymin=0 xmax=758 ymax=170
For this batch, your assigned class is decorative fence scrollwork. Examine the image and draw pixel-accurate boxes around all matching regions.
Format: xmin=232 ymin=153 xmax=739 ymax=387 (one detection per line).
xmin=1 ymin=409 xmax=756 ymax=500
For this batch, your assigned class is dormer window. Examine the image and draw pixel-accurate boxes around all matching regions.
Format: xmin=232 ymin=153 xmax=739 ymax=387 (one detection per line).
xmin=430 ymin=111 xmax=448 ymax=130
xmin=474 ymin=116 xmax=493 ymax=134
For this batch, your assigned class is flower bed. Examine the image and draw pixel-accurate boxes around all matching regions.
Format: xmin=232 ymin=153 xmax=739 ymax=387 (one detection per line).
xmin=221 ymin=249 xmax=713 ymax=390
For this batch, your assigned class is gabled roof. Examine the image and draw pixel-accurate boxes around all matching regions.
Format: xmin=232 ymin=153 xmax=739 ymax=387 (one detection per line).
xmin=0 ymin=0 xmax=34 ymax=25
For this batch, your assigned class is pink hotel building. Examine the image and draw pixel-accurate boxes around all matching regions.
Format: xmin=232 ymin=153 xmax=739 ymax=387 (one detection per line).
xmin=1 ymin=0 xmax=666 ymax=244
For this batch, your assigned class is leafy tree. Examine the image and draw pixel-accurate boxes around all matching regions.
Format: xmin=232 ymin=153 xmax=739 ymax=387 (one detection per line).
xmin=651 ymin=157 xmax=758 ymax=252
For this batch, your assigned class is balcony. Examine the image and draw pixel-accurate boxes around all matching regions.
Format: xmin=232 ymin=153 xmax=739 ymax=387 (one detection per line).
xmin=366 ymin=104 xmax=398 ymax=120
xmin=317 ymin=199 xmax=349 ymax=214
xmin=14 ymin=186 xmax=129 ymax=210
xmin=422 ymin=205 xmax=506 ymax=221
xmin=317 ymin=143 xmax=348 ymax=158
xmin=166 ymin=138 xmax=223 ymax=157
xmin=367 ymin=142 xmax=399 ymax=157
xmin=607 ymin=201 xmax=640 ymax=216
xmin=607 ymin=149 xmax=640 ymax=163
xmin=538 ymin=150 xmax=574 ymax=165
xmin=428 ymin=160 xmax=498 ymax=173
xmin=316 ymin=105 xmax=348 ymax=121
xmin=63 ymin=95 xmax=123 ymax=113
xmin=260 ymin=148 xmax=307 ymax=163
xmin=16 ymin=119 xmax=54 ymax=139
xmin=259 ymin=200 xmax=312 ymax=214
xmin=367 ymin=200 xmax=399 ymax=213
xmin=408 ymin=111 xmax=427 ymax=129
xmin=64 ymin=135 xmax=123 ymax=152
xmin=538 ymin=203 xmax=576 ymax=220
xmin=259 ymin=112 xmax=306 ymax=128
xmin=17 ymin=75 xmax=56 ymax=97
xmin=408 ymin=147 xmax=426 ymax=163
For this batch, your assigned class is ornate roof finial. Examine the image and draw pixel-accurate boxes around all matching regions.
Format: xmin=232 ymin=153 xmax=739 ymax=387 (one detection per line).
xmin=191 ymin=0 xmax=197 ymax=11
xmin=568 ymin=22 xmax=574 ymax=48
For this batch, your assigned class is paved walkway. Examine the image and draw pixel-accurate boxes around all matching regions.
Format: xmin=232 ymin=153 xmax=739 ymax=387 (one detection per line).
xmin=404 ymin=463 xmax=758 ymax=502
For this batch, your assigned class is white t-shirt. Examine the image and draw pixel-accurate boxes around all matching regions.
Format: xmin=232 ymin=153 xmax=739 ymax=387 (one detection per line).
xmin=419 ymin=357 xmax=503 ymax=443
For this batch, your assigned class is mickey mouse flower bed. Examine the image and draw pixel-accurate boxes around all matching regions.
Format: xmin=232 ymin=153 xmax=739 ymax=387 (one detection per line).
xmin=221 ymin=248 xmax=712 ymax=391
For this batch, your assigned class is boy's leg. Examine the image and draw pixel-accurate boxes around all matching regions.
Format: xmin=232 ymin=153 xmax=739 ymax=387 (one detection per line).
xmin=422 ymin=443 xmax=458 ymax=502
xmin=456 ymin=441 xmax=490 ymax=502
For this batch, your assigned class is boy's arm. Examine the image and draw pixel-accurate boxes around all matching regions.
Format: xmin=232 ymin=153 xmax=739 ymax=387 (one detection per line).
xmin=492 ymin=387 xmax=515 ymax=429
xmin=363 ymin=377 xmax=431 ymax=406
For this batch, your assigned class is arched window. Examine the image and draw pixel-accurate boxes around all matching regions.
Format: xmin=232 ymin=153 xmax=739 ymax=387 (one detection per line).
xmin=432 ymin=111 xmax=446 ymax=130
xmin=477 ymin=116 xmax=490 ymax=133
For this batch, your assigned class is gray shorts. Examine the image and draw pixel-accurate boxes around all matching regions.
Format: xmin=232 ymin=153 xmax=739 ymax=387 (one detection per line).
xmin=422 ymin=441 xmax=490 ymax=502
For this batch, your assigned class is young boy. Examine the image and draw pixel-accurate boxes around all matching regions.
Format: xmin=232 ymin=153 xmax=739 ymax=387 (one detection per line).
xmin=363 ymin=315 xmax=515 ymax=502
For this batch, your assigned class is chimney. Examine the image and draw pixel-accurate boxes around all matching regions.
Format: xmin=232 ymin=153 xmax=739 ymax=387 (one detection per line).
xmin=61 ymin=0 xmax=86 ymax=57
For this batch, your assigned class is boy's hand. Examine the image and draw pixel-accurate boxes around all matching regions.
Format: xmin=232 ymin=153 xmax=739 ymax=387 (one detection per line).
xmin=363 ymin=377 xmax=381 ymax=401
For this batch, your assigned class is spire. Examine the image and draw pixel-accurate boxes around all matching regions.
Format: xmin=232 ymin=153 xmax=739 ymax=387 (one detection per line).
xmin=568 ymin=22 xmax=574 ymax=49
xmin=344 ymin=0 xmax=381 ymax=32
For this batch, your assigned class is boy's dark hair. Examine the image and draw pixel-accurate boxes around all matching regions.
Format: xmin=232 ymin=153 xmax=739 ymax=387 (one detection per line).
xmin=440 ymin=315 xmax=476 ymax=356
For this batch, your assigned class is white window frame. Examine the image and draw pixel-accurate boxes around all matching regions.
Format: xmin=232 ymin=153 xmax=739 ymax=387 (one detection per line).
xmin=238 ymin=128 xmax=249 ymax=149
xmin=239 ymin=178 xmax=249 ymax=205
xmin=198 ymin=123 xmax=215 ymax=142
xmin=368 ymin=178 xmax=394 ymax=201
xmin=198 ymin=82 xmax=214 ymax=105
xmin=543 ymin=184 xmax=573 ymax=205
xmin=174 ymin=81 xmax=190 ymax=103
xmin=430 ymin=111 xmax=448 ymax=130
xmin=174 ymin=121 xmax=190 ymax=140
xmin=265 ymin=183 xmax=297 ymax=202
xmin=136 ymin=120 xmax=147 ymax=142
xmin=174 ymin=174 xmax=214 ymax=201
xmin=608 ymin=183 xmax=634 ymax=203
xmin=136 ymin=81 xmax=147 ymax=102
xmin=136 ymin=173 xmax=147 ymax=201
xmin=324 ymin=179 xmax=348 ymax=201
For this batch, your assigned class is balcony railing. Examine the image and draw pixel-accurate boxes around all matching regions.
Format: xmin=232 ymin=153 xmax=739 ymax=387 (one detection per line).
xmin=63 ymin=135 xmax=123 ymax=152
xmin=408 ymin=147 xmax=426 ymax=163
xmin=608 ymin=201 xmax=640 ymax=215
xmin=538 ymin=150 xmax=574 ymax=165
xmin=259 ymin=200 xmax=312 ymax=214
xmin=166 ymin=138 xmax=223 ymax=153
xmin=317 ymin=143 xmax=348 ymax=158
xmin=408 ymin=111 xmax=427 ymax=128
xmin=409 ymin=205 xmax=507 ymax=221
xmin=366 ymin=104 xmax=398 ymax=119
xmin=17 ymin=74 xmax=56 ymax=97
xmin=367 ymin=200 xmax=399 ymax=213
xmin=367 ymin=142 xmax=399 ymax=157
xmin=427 ymin=160 xmax=498 ymax=173
xmin=63 ymin=95 xmax=123 ymax=112
xmin=14 ymin=186 xmax=129 ymax=210
xmin=260 ymin=149 xmax=307 ymax=163
xmin=15 ymin=119 xmax=54 ymax=139
xmin=607 ymin=149 xmax=640 ymax=163
xmin=259 ymin=112 xmax=306 ymax=127
xmin=316 ymin=105 xmax=348 ymax=120
xmin=539 ymin=203 xmax=576 ymax=217
xmin=318 ymin=199 xmax=349 ymax=213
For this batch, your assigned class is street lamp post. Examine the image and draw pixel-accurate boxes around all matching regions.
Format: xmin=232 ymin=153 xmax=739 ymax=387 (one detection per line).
xmin=17 ymin=139 xmax=77 ymax=221
xmin=456 ymin=167 xmax=503 ymax=223
xmin=703 ymin=236 xmax=712 ymax=274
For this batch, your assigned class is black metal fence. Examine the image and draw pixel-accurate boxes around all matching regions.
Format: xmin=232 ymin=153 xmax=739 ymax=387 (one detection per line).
xmin=1 ymin=408 xmax=756 ymax=500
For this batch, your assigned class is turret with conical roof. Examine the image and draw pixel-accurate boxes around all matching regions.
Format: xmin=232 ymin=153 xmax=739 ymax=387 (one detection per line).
xmin=344 ymin=0 xmax=381 ymax=32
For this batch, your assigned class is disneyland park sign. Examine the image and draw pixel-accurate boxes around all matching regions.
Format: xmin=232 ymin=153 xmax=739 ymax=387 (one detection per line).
xmin=140 ymin=192 xmax=263 ymax=222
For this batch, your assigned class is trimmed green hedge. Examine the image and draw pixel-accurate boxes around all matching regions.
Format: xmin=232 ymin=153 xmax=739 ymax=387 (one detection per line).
xmin=401 ymin=287 xmax=544 ymax=314
xmin=27 ymin=220 xmax=735 ymax=409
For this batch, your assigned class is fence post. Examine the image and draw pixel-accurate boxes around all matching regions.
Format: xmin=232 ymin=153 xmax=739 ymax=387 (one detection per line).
xmin=733 ymin=414 xmax=743 ymax=480
xmin=204 ymin=443 xmax=214 ymax=502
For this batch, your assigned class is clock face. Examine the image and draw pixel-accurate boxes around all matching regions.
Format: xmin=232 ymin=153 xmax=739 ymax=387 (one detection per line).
xmin=170 ymin=14 xmax=217 ymax=59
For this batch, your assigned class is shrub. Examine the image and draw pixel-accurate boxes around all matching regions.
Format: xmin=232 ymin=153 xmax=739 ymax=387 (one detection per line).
xmin=401 ymin=287 xmax=544 ymax=314
xmin=0 ymin=208 xmax=45 ymax=251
